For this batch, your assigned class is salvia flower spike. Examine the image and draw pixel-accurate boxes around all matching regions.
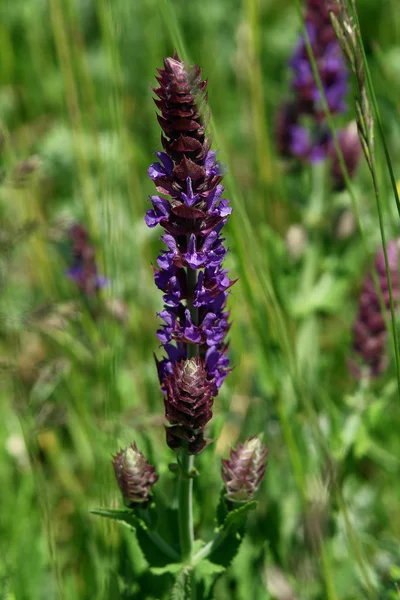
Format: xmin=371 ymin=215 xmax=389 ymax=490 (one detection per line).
xmin=275 ymin=0 xmax=349 ymax=163
xmin=112 ymin=443 xmax=158 ymax=506
xmin=350 ymin=241 xmax=400 ymax=379
xmin=222 ymin=437 xmax=268 ymax=503
xmin=146 ymin=53 xmax=234 ymax=453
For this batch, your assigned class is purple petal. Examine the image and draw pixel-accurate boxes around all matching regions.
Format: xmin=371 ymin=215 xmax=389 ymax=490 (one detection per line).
xmin=181 ymin=177 xmax=200 ymax=207
xmin=184 ymin=309 xmax=202 ymax=343
xmin=289 ymin=125 xmax=310 ymax=158
xmin=155 ymin=152 xmax=174 ymax=175
xmin=148 ymin=162 xmax=166 ymax=180
xmin=161 ymin=234 xmax=178 ymax=252
xmin=184 ymin=234 xmax=204 ymax=268
xmin=207 ymin=185 xmax=224 ymax=212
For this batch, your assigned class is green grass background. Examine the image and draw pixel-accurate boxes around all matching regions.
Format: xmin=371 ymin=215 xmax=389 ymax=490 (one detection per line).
xmin=1 ymin=0 xmax=400 ymax=598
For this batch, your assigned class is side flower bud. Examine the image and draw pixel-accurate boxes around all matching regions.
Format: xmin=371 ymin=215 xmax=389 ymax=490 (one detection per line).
xmin=222 ymin=437 xmax=268 ymax=503
xmin=112 ymin=443 xmax=158 ymax=506
xmin=164 ymin=357 xmax=215 ymax=454
xmin=350 ymin=241 xmax=400 ymax=378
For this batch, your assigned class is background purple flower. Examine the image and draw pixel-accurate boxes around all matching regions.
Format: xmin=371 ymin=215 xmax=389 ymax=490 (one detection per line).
xmin=275 ymin=0 xmax=348 ymax=163
xmin=350 ymin=241 xmax=400 ymax=379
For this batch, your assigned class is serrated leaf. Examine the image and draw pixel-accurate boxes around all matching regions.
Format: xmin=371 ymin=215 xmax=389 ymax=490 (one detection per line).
xmin=208 ymin=501 xmax=257 ymax=568
xmin=215 ymin=488 xmax=228 ymax=527
xmin=91 ymin=508 xmax=177 ymax=568
xmin=220 ymin=501 xmax=257 ymax=532
xmin=151 ymin=563 xmax=183 ymax=576
xmin=171 ymin=568 xmax=192 ymax=600
xmin=91 ymin=507 xmax=141 ymax=528
xmin=208 ymin=529 xmax=243 ymax=569
xmin=195 ymin=560 xmax=226 ymax=599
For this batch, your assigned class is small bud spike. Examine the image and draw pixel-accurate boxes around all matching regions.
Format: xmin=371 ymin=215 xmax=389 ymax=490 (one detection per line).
xmin=222 ymin=437 xmax=268 ymax=503
xmin=112 ymin=443 xmax=158 ymax=506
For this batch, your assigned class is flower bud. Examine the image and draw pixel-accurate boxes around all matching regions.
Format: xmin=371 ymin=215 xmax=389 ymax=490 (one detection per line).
xmin=112 ymin=443 xmax=158 ymax=506
xmin=164 ymin=357 xmax=215 ymax=454
xmin=222 ymin=437 xmax=268 ymax=503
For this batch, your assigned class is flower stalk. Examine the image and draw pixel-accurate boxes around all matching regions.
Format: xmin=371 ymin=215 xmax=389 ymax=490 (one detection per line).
xmin=178 ymin=450 xmax=194 ymax=562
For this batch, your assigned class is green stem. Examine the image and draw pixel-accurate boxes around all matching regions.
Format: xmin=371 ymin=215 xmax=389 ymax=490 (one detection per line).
xmin=178 ymin=450 xmax=194 ymax=563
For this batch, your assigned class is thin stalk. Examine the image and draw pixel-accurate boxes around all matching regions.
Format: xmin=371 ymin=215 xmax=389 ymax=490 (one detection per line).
xmin=178 ymin=451 xmax=194 ymax=563
xmin=320 ymin=542 xmax=340 ymax=600
xmin=244 ymin=0 xmax=274 ymax=216
xmin=348 ymin=0 xmax=400 ymax=220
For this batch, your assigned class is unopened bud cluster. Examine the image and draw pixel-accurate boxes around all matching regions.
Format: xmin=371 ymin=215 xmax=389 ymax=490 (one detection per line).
xmin=112 ymin=443 xmax=158 ymax=506
xmin=164 ymin=357 xmax=215 ymax=454
xmin=222 ymin=437 xmax=268 ymax=503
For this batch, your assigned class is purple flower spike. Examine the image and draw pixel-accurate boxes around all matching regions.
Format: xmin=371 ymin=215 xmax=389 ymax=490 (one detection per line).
xmin=145 ymin=53 xmax=235 ymax=452
xmin=275 ymin=0 xmax=349 ymax=165
xmin=350 ymin=241 xmax=400 ymax=379
xmin=222 ymin=437 xmax=268 ymax=503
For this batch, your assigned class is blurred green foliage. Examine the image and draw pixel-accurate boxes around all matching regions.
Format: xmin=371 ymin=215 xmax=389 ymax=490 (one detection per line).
xmin=1 ymin=0 xmax=400 ymax=598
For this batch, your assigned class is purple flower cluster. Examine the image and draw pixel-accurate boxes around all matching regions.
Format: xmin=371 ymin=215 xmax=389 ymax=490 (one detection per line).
xmin=145 ymin=54 xmax=234 ymax=452
xmin=66 ymin=223 xmax=106 ymax=297
xmin=350 ymin=241 xmax=400 ymax=379
xmin=275 ymin=0 xmax=349 ymax=163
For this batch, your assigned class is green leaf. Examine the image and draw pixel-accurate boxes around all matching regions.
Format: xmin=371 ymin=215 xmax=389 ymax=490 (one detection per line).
xmin=195 ymin=560 xmax=225 ymax=599
xmin=208 ymin=501 xmax=257 ymax=568
xmin=91 ymin=508 xmax=178 ymax=567
xmin=151 ymin=563 xmax=183 ymax=576
xmin=215 ymin=488 xmax=228 ymax=527
xmin=221 ymin=501 xmax=257 ymax=532
xmin=91 ymin=507 xmax=140 ymax=528
xmin=171 ymin=568 xmax=192 ymax=600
